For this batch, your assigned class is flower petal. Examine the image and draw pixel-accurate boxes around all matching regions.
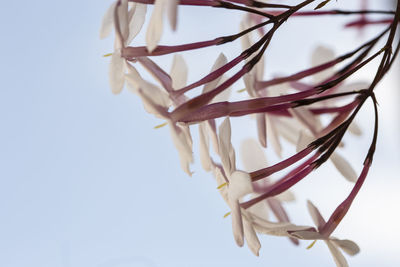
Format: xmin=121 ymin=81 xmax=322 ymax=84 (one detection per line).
xmin=307 ymin=200 xmax=326 ymax=229
xmin=230 ymin=199 xmax=244 ymax=247
xmin=199 ymin=123 xmax=212 ymax=172
xmin=243 ymin=218 xmax=261 ymax=256
xmin=127 ymin=3 xmax=147 ymax=44
xmin=256 ymin=114 xmax=267 ymax=148
xmin=100 ymin=2 xmax=117 ymax=39
xmin=311 ymin=45 xmax=335 ymax=84
xmin=218 ymin=117 xmax=234 ymax=176
xmin=240 ymin=138 xmax=267 ymax=172
xmin=146 ymin=0 xmax=165 ymax=52
xmin=330 ymin=152 xmax=358 ymax=182
xmin=202 ymin=53 xmax=228 ymax=94
xmin=331 ymin=239 xmax=360 ymax=256
xmin=169 ymin=123 xmax=193 ymax=176
xmin=326 ymin=241 xmax=349 ymax=267
xmin=167 ymin=0 xmax=179 ymax=31
xmin=228 ymin=171 xmax=253 ymax=200
xmin=109 ymin=50 xmax=125 ymax=94
xmin=170 ymin=54 xmax=188 ymax=90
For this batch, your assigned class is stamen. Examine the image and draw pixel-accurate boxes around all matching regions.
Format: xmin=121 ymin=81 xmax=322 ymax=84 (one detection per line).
xmin=154 ymin=122 xmax=168 ymax=129
xmin=223 ymin=212 xmax=231 ymax=218
xmin=103 ymin=53 xmax=113 ymax=57
xmin=217 ymin=182 xmax=228 ymax=189
xmin=306 ymin=240 xmax=317 ymax=249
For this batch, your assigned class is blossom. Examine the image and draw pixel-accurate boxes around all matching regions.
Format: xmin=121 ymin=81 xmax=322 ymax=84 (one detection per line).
xmin=289 ymin=200 xmax=360 ymax=267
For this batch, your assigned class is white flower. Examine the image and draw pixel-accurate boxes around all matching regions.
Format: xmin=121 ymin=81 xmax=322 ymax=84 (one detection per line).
xmin=290 ymin=200 xmax=360 ymax=267
xmin=124 ymin=57 xmax=194 ymax=176
xmin=100 ymin=0 xmax=147 ymax=94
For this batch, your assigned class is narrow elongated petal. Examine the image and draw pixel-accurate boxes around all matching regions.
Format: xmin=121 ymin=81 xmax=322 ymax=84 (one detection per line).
xmin=311 ymin=45 xmax=335 ymax=84
xmin=289 ymin=107 xmax=322 ymax=136
xmin=266 ymin=116 xmax=282 ymax=157
xmin=218 ymin=117 xmax=234 ymax=176
xmin=348 ymin=121 xmax=362 ymax=136
xmin=228 ymin=171 xmax=253 ymax=200
xmin=330 ymin=152 xmax=358 ymax=182
xmin=146 ymin=0 xmax=165 ymax=52
xmin=331 ymin=239 xmax=360 ymax=256
xmin=167 ymin=0 xmax=179 ymax=31
xmin=326 ymin=241 xmax=349 ymax=267
xmin=230 ymin=199 xmax=244 ymax=247
xmin=170 ymin=54 xmax=188 ymax=90
xmin=243 ymin=218 xmax=261 ymax=256
xmin=256 ymin=114 xmax=267 ymax=148
xmin=202 ymin=53 xmax=228 ymax=94
xmin=307 ymin=200 xmax=326 ymax=229
xmin=127 ymin=3 xmax=147 ymax=44
xmin=109 ymin=50 xmax=125 ymax=94
xmin=169 ymin=123 xmax=193 ymax=176
xmin=100 ymin=2 xmax=117 ymax=39
xmin=118 ymin=0 xmax=130 ymax=41
xmin=199 ymin=123 xmax=212 ymax=172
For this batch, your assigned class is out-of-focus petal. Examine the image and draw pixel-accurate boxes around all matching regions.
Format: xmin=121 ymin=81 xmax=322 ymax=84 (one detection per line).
xmin=199 ymin=123 xmax=212 ymax=172
xmin=331 ymin=239 xmax=360 ymax=256
xmin=109 ymin=50 xmax=125 ymax=94
xmin=146 ymin=0 xmax=165 ymax=52
xmin=348 ymin=121 xmax=362 ymax=136
xmin=100 ymin=2 xmax=117 ymax=39
xmin=167 ymin=0 xmax=179 ymax=31
xmin=170 ymin=54 xmax=188 ymax=90
xmin=330 ymin=152 xmax=358 ymax=182
xmin=118 ymin=0 xmax=130 ymax=41
xmin=202 ymin=53 xmax=228 ymax=94
xmin=311 ymin=45 xmax=335 ymax=84
xmin=127 ymin=3 xmax=147 ymax=44
xmin=267 ymin=116 xmax=282 ymax=157
xmin=275 ymin=190 xmax=296 ymax=202
xmin=240 ymin=138 xmax=267 ymax=172
xmin=307 ymin=200 xmax=326 ymax=229
xmin=296 ymin=131 xmax=315 ymax=153
xmin=218 ymin=117 xmax=234 ymax=176
xmin=256 ymin=114 xmax=267 ymax=148
xmin=169 ymin=123 xmax=193 ymax=176
xmin=326 ymin=241 xmax=349 ymax=267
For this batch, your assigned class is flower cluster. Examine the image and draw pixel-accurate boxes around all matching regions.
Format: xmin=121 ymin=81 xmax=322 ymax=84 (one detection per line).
xmin=100 ymin=0 xmax=399 ymax=266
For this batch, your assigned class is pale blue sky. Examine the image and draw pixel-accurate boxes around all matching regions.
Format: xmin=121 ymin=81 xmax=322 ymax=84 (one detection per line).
xmin=0 ymin=1 xmax=399 ymax=267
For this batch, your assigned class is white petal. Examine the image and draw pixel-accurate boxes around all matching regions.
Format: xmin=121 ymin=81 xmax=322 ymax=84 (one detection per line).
xmin=109 ymin=50 xmax=125 ymax=94
xmin=230 ymin=199 xmax=244 ymax=247
xmin=118 ymin=0 xmax=130 ymax=41
xmin=169 ymin=123 xmax=193 ymax=176
xmin=218 ymin=117 xmax=234 ymax=176
xmin=127 ymin=3 xmax=147 ymax=44
xmin=311 ymin=45 xmax=336 ymax=84
xmin=167 ymin=0 xmax=179 ymax=31
xmin=275 ymin=190 xmax=296 ymax=202
xmin=296 ymin=131 xmax=315 ymax=153
xmin=326 ymin=241 xmax=349 ymax=267
xmin=228 ymin=171 xmax=253 ymax=200
xmin=146 ymin=0 xmax=165 ymax=52
xmin=240 ymin=138 xmax=267 ymax=172
xmin=256 ymin=114 xmax=267 ymax=148
xmin=348 ymin=121 xmax=362 ymax=136
xmin=170 ymin=54 xmax=188 ymax=90
xmin=99 ymin=2 xmax=117 ymax=39
xmin=289 ymin=107 xmax=322 ymax=136
xmin=289 ymin=230 xmax=323 ymax=240
xmin=331 ymin=239 xmax=360 ymax=256
xmin=266 ymin=116 xmax=282 ymax=158
xmin=199 ymin=123 xmax=212 ymax=172
xmin=243 ymin=73 xmax=257 ymax=97
xmin=202 ymin=53 xmax=228 ymax=94
xmin=306 ymin=200 xmax=326 ymax=229
xmin=212 ymin=75 xmax=232 ymax=103
xmin=125 ymin=63 xmax=142 ymax=93
xmin=330 ymin=152 xmax=358 ymax=182
xmin=243 ymin=218 xmax=261 ymax=256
